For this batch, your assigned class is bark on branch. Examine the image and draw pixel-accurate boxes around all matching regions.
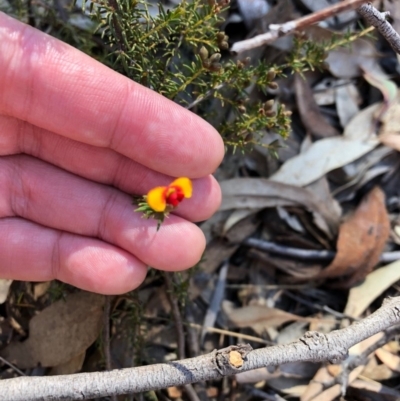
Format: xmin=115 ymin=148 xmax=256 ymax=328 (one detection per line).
xmin=231 ymin=0 xmax=400 ymax=55
xmin=1 ymin=296 xmax=400 ymax=401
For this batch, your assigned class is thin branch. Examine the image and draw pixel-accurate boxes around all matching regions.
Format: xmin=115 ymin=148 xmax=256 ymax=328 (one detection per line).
xmin=357 ymin=3 xmax=400 ymax=54
xmin=323 ymin=324 xmax=400 ymax=389
xmin=102 ymin=296 xmax=117 ymax=401
xmin=0 ymin=356 xmax=26 ymax=377
xmin=1 ymin=297 xmax=400 ymax=401
xmin=164 ymin=273 xmax=200 ymax=401
xmin=231 ymin=0 xmax=369 ymax=53
xmin=164 ymin=273 xmax=186 ymax=360
xmin=244 ymin=237 xmax=400 ymax=264
xmin=244 ymin=237 xmax=335 ymax=260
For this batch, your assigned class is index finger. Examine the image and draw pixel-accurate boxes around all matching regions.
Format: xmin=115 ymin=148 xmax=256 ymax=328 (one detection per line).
xmin=0 ymin=13 xmax=224 ymax=178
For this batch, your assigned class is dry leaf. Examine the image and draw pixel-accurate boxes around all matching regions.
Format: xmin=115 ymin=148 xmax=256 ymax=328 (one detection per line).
xmin=319 ymin=187 xmax=389 ymax=287
xmin=237 ymin=0 xmax=270 ymax=28
xmin=379 ymin=92 xmax=400 ymax=151
xmin=375 ymin=347 xmax=400 ymax=374
xmin=33 ymin=281 xmax=51 ymax=301
xmin=237 ymin=361 xmax=317 ymax=384
xmin=0 ymin=279 xmax=12 ymax=304
xmin=222 ymin=301 xmax=308 ymax=335
xmin=222 ymin=209 xmax=258 ymax=235
xmin=167 ymin=386 xmax=182 ymax=399
xmin=49 ymin=351 xmax=86 ymax=375
xmin=326 ymin=39 xmax=382 ymax=79
xmin=295 ymin=74 xmax=340 ymax=139
xmin=363 ymin=70 xmax=397 ymax=111
xmin=362 ymin=355 xmax=397 ymax=381
xmin=301 ymin=366 xmax=333 ymax=401
xmin=304 ymin=366 xmax=364 ymax=401
xmin=0 ymin=291 xmax=104 ymax=369
xmin=266 ymin=376 xmax=308 ymax=397
xmin=344 ymin=260 xmax=400 ymax=318
xmin=335 ymin=83 xmax=360 ymax=127
xmin=220 ymin=178 xmax=339 ymax=237
xmin=270 ymin=103 xmax=380 ymax=187
xmin=350 ymin=378 xmax=400 ymax=398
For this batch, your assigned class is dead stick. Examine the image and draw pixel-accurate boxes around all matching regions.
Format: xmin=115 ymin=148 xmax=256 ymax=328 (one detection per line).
xmin=1 ymin=296 xmax=400 ymax=401
xmin=231 ymin=0 xmax=369 ymax=53
xmin=164 ymin=273 xmax=200 ymax=401
xmin=357 ymin=3 xmax=400 ymax=55
xmin=102 ymin=296 xmax=117 ymax=401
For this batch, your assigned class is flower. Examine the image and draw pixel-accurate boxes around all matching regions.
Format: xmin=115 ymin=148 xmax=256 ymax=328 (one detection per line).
xmin=146 ymin=177 xmax=193 ymax=212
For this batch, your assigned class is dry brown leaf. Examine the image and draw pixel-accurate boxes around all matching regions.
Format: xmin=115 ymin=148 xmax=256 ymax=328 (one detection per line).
xmin=362 ymin=355 xmax=398 ymax=381
xmin=305 ymin=366 xmax=364 ymax=401
xmin=375 ymin=347 xmax=400 ymax=374
xmin=222 ymin=301 xmax=308 ymax=335
xmin=0 ymin=291 xmax=104 ymax=369
xmin=350 ymin=378 xmax=400 ymax=399
xmin=236 ymin=361 xmax=317 ymax=384
xmin=319 ymin=187 xmax=389 ymax=287
xmin=379 ymin=92 xmax=400 ymax=150
xmin=335 ymin=83 xmax=361 ymax=127
xmin=49 ymin=351 xmax=86 ymax=375
xmin=220 ymin=178 xmax=339 ymax=237
xmin=326 ymin=39 xmax=382 ymax=79
xmin=344 ymin=260 xmax=400 ymax=318
xmin=0 ymin=279 xmax=12 ymax=304
xmin=269 ymin=103 xmax=380 ymax=187
xmin=33 ymin=281 xmax=51 ymax=301
xmin=301 ymin=367 xmax=332 ymax=401
xmin=167 ymin=386 xmax=182 ymax=399
xmin=295 ymin=74 xmax=340 ymax=139
xmin=265 ymin=377 xmax=308 ymax=397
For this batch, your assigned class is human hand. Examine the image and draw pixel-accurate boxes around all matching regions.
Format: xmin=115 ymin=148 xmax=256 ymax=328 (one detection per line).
xmin=0 ymin=13 xmax=224 ymax=294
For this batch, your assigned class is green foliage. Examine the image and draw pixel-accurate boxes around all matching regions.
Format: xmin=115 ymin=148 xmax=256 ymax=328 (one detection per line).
xmin=2 ymin=0 xmax=376 ymax=151
xmin=133 ymin=195 xmax=167 ymax=231
xmin=76 ymin=0 xmax=291 ymax=150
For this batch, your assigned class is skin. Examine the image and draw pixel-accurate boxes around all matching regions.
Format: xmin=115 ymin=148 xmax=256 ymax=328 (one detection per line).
xmin=0 ymin=12 xmax=224 ymax=294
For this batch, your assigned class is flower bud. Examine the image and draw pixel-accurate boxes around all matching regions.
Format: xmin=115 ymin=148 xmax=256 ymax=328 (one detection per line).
xmin=216 ymin=32 xmax=225 ymax=41
xmin=219 ymin=41 xmax=229 ymax=50
xmin=267 ymin=69 xmax=276 ymax=81
xmin=209 ymin=63 xmax=222 ymax=72
xmin=244 ymin=133 xmax=253 ymax=142
xmin=202 ymin=58 xmax=211 ymax=68
xmin=199 ymin=46 xmax=209 ymax=61
xmin=264 ymin=99 xmax=274 ymax=110
xmin=209 ymin=53 xmax=221 ymax=63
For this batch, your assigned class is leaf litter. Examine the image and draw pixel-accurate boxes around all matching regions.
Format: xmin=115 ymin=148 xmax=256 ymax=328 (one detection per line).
xmin=3 ymin=2 xmax=400 ymax=401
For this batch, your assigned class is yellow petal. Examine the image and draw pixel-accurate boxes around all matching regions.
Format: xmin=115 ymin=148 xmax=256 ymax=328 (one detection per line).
xmin=170 ymin=177 xmax=192 ymax=198
xmin=147 ymin=186 xmax=167 ymax=212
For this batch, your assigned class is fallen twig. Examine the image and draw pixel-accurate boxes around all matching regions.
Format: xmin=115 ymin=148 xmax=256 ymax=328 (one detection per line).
xmin=102 ymin=296 xmax=117 ymax=401
xmin=244 ymin=237 xmax=400 ymax=264
xmin=357 ymin=3 xmax=400 ymax=54
xmin=1 ymin=297 xmax=400 ymax=401
xmin=164 ymin=273 xmax=200 ymax=401
xmin=231 ymin=0 xmax=369 ymax=53
xmin=231 ymin=0 xmax=400 ymax=56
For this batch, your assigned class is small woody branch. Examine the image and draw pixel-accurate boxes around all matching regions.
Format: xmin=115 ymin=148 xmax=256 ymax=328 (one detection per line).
xmin=1 ymin=296 xmax=400 ymax=401
xmin=231 ymin=0 xmax=369 ymax=53
xmin=232 ymin=1 xmax=400 ymax=54
xmin=357 ymin=3 xmax=400 ymax=54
